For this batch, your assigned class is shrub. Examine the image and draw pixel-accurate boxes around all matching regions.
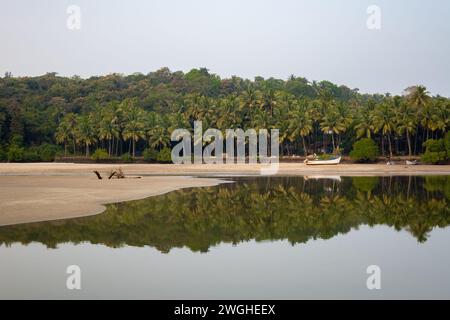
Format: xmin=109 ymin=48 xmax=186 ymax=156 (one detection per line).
xmin=92 ymin=149 xmax=109 ymax=162
xmin=349 ymin=138 xmax=379 ymax=163
xmin=120 ymin=153 xmax=132 ymax=163
xmin=0 ymin=146 xmax=6 ymax=161
xmin=7 ymin=145 xmax=25 ymax=162
xmin=23 ymin=150 xmax=41 ymax=162
xmin=422 ymin=139 xmax=447 ymax=164
xmin=445 ymin=132 xmax=450 ymax=156
xmin=156 ymin=148 xmax=172 ymax=163
xmin=143 ymin=148 xmax=158 ymax=162
xmin=9 ymin=134 xmax=24 ymax=147
xmin=38 ymin=143 xmax=59 ymax=162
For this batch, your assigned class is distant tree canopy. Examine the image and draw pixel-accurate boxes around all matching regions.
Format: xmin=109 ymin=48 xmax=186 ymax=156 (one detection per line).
xmin=0 ymin=68 xmax=449 ymax=161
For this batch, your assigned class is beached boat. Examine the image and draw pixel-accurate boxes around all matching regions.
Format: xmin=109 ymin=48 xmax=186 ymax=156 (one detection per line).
xmin=304 ymin=156 xmax=341 ymax=165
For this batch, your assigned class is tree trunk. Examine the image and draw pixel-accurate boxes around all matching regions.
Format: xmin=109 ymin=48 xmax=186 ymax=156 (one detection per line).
xmin=406 ymin=130 xmax=412 ymax=157
xmin=86 ymin=143 xmax=90 ymax=157
xmin=302 ymin=136 xmax=308 ymax=156
xmin=132 ymin=140 xmax=136 ymax=158
xmin=387 ymin=134 xmax=393 ymax=158
xmin=331 ymin=133 xmax=336 ymax=153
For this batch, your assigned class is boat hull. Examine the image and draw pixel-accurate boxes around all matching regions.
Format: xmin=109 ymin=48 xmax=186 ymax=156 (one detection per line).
xmin=304 ymin=157 xmax=341 ymax=165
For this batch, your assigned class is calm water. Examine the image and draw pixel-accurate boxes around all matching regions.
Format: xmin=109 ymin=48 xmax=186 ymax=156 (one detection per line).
xmin=1 ymin=176 xmax=450 ymax=299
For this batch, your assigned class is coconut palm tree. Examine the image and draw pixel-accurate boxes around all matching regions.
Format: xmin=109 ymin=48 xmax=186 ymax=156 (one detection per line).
xmin=432 ymin=98 xmax=450 ymax=135
xmin=98 ymin=104 xmax=119 ymax=156
xmin=395 ymin=100 xmax=417 ymax=157
xmin=355 ymin=106 xmax=375 ymax=139
xmin=55 ymin=121 xmax=71 ymax=156
xmin=406 ymin=85 xmax=430 ymax=109
xmin=75 ymin=115 xmax=96 ymax=157
xmin=148 ymin=125 xmax=170 ymax=150
xmin=372 ymin=101 xmax=396 ymax=157
xmin=320 ymin=105 xmax=347 ymax=153
xmin=121 ymin=100 xmax=146 ymax=157
xmin=288 ymin=104 xmax=313 ymax=156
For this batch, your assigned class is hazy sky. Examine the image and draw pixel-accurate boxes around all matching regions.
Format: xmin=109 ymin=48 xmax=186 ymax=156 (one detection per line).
xmin=1 ymin=0 xmax=449 ymax=96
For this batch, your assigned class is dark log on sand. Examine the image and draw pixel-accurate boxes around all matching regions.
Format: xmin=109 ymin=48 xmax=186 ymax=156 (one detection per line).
xmin=93 ymin=171 xmax=103 ymax=180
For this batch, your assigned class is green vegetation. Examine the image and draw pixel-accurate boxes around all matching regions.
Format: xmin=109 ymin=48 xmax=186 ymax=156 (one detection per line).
xmin=0 ymin=145 xmax=6 ymax=161
xmin=0 ymin=176 xmax=449 ymax=251
xmin=350 ymin=138 xmax=379 ymax=163
xmin=156 ymin=147 xmax=172 ymax=162
xmin=91 ymin=148 xmax=109 ymax=161
xmin=421 ymin=133 xmax=450 ymax=164
xmin=0 ymin=69 xmax=449 ymax=162
xmin=120 ymin=153 xmax=132 ymax=163
xmin=143 ymin=148 xmax=158 ymax=162
xmin=7 ymin=145 xmax=24 ymax=162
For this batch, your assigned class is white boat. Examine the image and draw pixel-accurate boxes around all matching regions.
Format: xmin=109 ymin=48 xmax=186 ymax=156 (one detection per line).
xmin=304 ymin=156 xmax=341 ymax=165
xmin=304 ymin=175 xmax=342 ymax=182
xmin=406 ymin=160 xmax=418 ymax=165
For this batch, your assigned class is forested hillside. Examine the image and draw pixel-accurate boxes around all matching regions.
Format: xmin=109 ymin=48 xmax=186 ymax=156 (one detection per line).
xmin=0 ymin=68 xmax=448 ymax=162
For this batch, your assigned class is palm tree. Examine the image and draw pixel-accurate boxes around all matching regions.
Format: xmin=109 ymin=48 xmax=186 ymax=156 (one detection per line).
xmin=55 ymin=121 xmax=71 ymax=156
xmin=372 ymin=101 xmax=396 ymax=157
xmin=288 ymin=104 xmax=313 ymax=156
xmin=217 ymin=95 xmax=240 ymax=129
xmin=121 ymin=99 xmax=145 ymax=157
xmin=259 ymin=89 xmax=277 ymax=116
xmin=320 ymin=104 xmax=347 ymax=153
xmin=148 ymin=125 xmax=170 ymax=150
xmin=98 ymin=104 xmax=119 ymax=156
xmin=75 ymin=115 xmax=96 ymax=157
xmin=406 ymin=85 xmax=430 ymax=109
xmin=420 ymin=103 xmax=435 ymax=140
xmin=395 ymin=100 xmax=417 ymax=157
xmin=432 ymin=98 xmax=449 ymax=135
xmin=355 ymin=106 xmax=375 ymax=139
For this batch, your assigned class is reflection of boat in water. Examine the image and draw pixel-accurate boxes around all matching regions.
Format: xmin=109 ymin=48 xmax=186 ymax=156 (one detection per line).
xmin=304 ymin=175 xmax=342 ymax=182
xmin=304 ymin=156 xmax=341 ymax=165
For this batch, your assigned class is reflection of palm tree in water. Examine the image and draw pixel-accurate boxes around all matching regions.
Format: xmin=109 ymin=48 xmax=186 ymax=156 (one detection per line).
xmin=0 ymin=176 xmax=449 ymax=252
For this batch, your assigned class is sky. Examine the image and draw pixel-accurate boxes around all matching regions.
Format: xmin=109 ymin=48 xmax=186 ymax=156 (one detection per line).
xmin=1 ymin=0 xmax=449 ymax=96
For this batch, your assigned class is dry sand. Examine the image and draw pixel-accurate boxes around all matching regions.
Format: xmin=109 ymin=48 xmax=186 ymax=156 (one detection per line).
xmin=0 ymin=162 xmax=449 ymax=226
xmin=1 ymin=162 xmax=450 ymax=176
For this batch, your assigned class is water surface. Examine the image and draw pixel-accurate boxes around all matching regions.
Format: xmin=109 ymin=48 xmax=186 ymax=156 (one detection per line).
xmin=1 ymin=176 xmax=450 ymax=299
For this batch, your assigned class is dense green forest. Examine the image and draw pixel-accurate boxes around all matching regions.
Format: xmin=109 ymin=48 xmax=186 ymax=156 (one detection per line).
xmin=0 ymin=68 xmax=449 ymax=162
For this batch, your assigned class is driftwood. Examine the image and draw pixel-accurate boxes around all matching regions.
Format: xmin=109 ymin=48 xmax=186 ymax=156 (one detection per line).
xmin=94 ymin=168 xmax=142 ymax=180
xmin=93 ymin=171 xmax=103 ymax=180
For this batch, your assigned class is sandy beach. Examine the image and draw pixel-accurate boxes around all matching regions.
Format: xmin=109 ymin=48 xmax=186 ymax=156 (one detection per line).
xmin=0 ymin=162 xmax=449 ymax=226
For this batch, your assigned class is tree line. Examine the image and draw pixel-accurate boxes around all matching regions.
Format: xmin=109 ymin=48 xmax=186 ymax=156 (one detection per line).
xmin=0 ymin=68 xmax=449 ymax=162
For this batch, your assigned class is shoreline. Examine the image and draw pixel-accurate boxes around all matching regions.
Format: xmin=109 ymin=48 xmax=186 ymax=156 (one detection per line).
xmin=1 ymin=162 xmax=450 ymax=176
xmin=0 ymin=175 xmax=226 ymax=227
xmin=1 ymin=163 xmax=449 ymax=227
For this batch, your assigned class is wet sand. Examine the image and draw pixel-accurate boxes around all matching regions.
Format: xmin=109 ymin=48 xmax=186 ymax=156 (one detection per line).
xmin=0 ymin=163 xmax=449 ymax=226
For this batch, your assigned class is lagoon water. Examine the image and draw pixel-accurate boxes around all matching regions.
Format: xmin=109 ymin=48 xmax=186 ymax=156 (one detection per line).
xmin=1 ymin=176 xmax=450 ymax=299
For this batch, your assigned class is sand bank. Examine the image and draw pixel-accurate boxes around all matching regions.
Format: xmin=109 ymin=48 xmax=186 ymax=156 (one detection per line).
xmin=0 ymin=175 xmax=224 ymax=226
